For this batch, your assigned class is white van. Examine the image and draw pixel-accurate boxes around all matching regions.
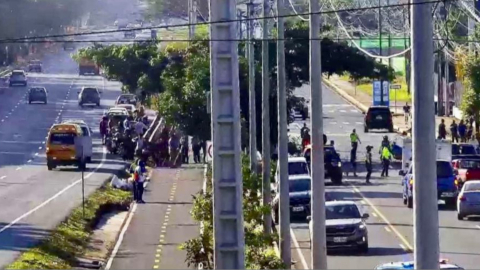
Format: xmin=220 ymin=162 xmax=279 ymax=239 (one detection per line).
xmin=63 ymin=120 xmax=93 ymax=163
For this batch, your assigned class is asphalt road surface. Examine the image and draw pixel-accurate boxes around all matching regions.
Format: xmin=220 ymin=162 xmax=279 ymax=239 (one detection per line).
xmin=288 ymin=84 xmax=480 ymax=269
xmin=0 ymin=33 xmax=127 ymax=267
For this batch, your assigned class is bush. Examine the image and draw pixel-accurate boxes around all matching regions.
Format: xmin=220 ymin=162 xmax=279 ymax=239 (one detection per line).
xmin=181 ymin=157 xmax=285 ymax=269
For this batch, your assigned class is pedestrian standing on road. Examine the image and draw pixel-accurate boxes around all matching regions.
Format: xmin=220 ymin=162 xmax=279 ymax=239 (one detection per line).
xmin=365 ymin=146 xmax=373 ymax=184
xmin=403 ymin=102 xmax=411 ymax=124
xmin=302 ymin=130 xmax=311 ymax=150
xmin=133 ymin=161 xmax=147 ymax=203
xmin=380 ymin=146 xmax=392 ymax=177
xmin=459 ymin=120 xmax=467 ymax=142
xmin=450 ymin=120 xmax=459 ymax=143
xmin=350 ymin=147 xmax=357 ymax=177
xmin=438 ymin=119 xmax=447 ymax=139
xmin=169 ymin=132 xmax=180 ymax=168
xmin=300 ymin=123 xmax=310 ymax=139
xmin=350 ymin=129 xmax=361 ymax=155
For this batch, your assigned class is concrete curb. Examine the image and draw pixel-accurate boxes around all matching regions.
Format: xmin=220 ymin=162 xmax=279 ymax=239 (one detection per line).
xmin=322 ymin=77 xmax=409 ymax=135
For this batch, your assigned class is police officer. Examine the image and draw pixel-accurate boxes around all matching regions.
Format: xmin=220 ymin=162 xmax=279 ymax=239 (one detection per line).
xmin=365 ymin=146 xmax=373 ymax=183
xmin=350 ymin=129 xmax=361 ymax=155
xmin=380 ymin=145 xmax=392 ymax=177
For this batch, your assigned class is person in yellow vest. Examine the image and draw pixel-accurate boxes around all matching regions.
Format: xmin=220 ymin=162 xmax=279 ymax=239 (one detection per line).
xmin=350 ymin=129 xmax=361 ymax=155
xmin=380 ymin=146 xmax=392 ymax=177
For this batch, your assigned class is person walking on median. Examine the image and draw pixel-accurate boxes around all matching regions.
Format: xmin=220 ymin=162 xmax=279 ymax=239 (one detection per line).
xmin=181 ymin=135 xmax=189 ymax=164
xmin=438 ymin=119 xmax=447 ymax=139
xmin=133 ymin=161 xmax=147 ymax=203
xmin=365 ymin=146 xmax=373 ymax=184
xmin=300 ymin=123 xmax=310 ymax=139
xmin=380 ymin=145 xmax=392 ymax=177
xmin=450 ymin=120 xmax=459 ymax=143
xmin=459 ymin=120 xmax=467 ymax=142
xmin=99 ymin=116 xmax=109 ymax=145
xmin=350 ymin=129 xmax=361 ymax=156
xmin=169 ymin=131 xmax=180 ymax=168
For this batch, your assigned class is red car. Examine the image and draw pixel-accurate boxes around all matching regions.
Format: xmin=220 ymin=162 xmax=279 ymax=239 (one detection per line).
xmin=452 ymin=159 xmax=480 ymax=187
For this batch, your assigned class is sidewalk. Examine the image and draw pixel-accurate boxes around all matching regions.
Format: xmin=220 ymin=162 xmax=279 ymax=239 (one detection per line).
xmin=324 ymin=75 xmax=458 ymax=135
xmin=108 ymin=164 xmax=204 ymax=269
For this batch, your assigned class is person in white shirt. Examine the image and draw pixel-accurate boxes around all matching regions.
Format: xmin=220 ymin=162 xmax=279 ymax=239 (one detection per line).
xmin=134 ymin=120 xmax=148 ymax=136
xmin=133 ymin=161 xmax=147 ymax=203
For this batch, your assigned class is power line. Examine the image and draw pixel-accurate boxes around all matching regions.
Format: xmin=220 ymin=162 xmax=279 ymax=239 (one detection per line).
xmin=0 ymin=0 xmax=443 ymax=43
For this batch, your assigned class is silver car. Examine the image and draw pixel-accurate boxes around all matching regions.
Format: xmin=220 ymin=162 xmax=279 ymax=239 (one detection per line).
xmin=457 ymin=180 xmax=480 ymax=220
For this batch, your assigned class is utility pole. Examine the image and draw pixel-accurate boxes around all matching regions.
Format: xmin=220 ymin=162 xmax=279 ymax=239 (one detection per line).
xmin=378 ymin=0 xmax=384 ymax=105
xmin=209 ymin=0 xmax=245 ymax=267
xmin=188 ymin=0 xmax=193 ymax=40
xmin=309 ymin=0 xmax=327 ymax=268
xmin=247 ymin=0 xmax=257 ymax=173
xmin=262 ymin=0 xmax=272 ymax=234
xmin=276 ymin=0 xmax=291 ymax=267
xmin=387 ymin=0 xmax=392 ymax=70
xmin=192 ymin=0 xmax=197 ymax=38
xmin=411 ymin=0 xmax=440 ymax=269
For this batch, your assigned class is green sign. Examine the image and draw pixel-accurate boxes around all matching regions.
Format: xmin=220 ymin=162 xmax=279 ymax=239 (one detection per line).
xmin=350 ymin=37 xmax=411 ymax=49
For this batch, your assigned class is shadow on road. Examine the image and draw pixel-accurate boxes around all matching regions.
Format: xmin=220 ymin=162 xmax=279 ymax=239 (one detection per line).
xmin=0 ymin=222 xmax=49 ymax=252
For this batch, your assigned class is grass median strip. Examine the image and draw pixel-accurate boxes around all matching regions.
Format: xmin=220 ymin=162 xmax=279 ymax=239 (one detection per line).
xmin=7 ymin=185 xmax=132 ymax=269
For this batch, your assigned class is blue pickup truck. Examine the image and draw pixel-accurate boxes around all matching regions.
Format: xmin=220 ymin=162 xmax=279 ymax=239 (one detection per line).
xmin=400 ymin=160 xmax=459 ymax=208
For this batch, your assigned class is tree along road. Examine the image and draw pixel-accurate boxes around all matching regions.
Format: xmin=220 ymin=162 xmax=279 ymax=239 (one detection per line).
xmin=0 ymin=35 xmax=126 ymax=267
xmin=288 ymin=84 xmax=480 ymax=269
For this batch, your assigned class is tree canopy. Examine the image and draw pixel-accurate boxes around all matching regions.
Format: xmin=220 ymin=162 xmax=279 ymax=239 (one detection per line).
xmin=74 ymin=21 xmax=393 ymax=147
xmin=455 ymin=48 xmax=480 ymax=131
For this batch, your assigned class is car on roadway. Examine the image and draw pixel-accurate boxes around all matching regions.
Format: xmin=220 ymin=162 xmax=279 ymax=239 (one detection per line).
xmin=62 ymin=120 xmax=93 ymax=163
xmin=274 ymin=156 xmax=310 ymax=183
xmin=46 ymin=123 xmax=86 ymax=171
xmin=108 ymin=107 xmax=129 ymax=116
xmin=303 ymin=144 xmax=343 ymax=184
xmin=27 ymin=60 xmax=42 ymax=72
xmin=272 ymin=175 xmax=312 ymax=223
xmin=78 ymin=87 xmax=101 ymax=107
xmin=452 ymin=158 xmax=480 ymax=189
xmin=457 ymin=180 xmax=480 ymax=220
xmin=401 ymin=161 xmax=459 ymax=208
xmin=363 ymin=106 xmax=393 ymax=133
xmin=27 ymin=87 xmax=47 ymax=104
xmin=374 ymin=259 xmax=464 ymax=269
xmin=116 ymin=94 xmax=138 ymax=105
xmin=116 ymin=104 xmax=136 ymax=114
xmin=308 ymin=201 xmax=369 ymax=253
xmin=9 ymin=70 xmax=27 ymax=87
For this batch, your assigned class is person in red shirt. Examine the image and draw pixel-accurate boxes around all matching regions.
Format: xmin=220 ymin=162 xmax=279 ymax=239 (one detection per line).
xmin=302 ymin=130 xmax=311 ymax=150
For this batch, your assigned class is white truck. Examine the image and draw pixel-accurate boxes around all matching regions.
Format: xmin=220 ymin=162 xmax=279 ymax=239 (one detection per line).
xmin=401 ymin=137 xmax=452 ymax=172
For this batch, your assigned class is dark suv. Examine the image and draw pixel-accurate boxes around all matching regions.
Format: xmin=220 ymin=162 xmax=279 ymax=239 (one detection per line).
xmin=304 ymin=145 xmax=343 ymax=184
xmin=364 ymin=106 xmax=393 ymax=133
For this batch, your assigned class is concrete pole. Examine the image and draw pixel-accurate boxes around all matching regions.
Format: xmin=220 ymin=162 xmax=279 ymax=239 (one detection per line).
xmin=276 ymin=0 xmax=291 ymax=267
xmin=411 ymin=0 xmax=440 ymax=269
xmin=188 ymin=0 xmax=193 ymax=40
xmin=247 ymin=0 xmax=257 ymax=173
xmin=192 ymin=0 xmax=197 ymax=37
xmin=262 ymin=0 xmax=272 ymax=234
xmin=309 ymin=0 xmax=327 ymax=268
xmin=379 ymin=0 xmax=384 ymax=105
xmin=209 ymin=0 xmax=245 ymax=267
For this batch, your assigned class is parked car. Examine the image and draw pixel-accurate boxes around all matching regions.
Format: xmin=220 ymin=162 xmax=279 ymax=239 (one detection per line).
xmin=457 ymin=180 xmax=480 ymax=220
xmin=452 ymin=158 xmax=480 ymax=189
xmin=309 ymin=201 xmax=369 ymax=253
xmin=272 ymin=175 xmax=312 ymax=223
xmin=363 ymin=106 xmax=393 ymax=133
xmin=78 ymin=87 xmax=101 ymax=107
xmin=115 ymin=94 xmax=138 ymax=105
xmin=27 ymin=87 xmax=47 ymax=104
xmin=9 ymin=70 xmax=27 ymax=87
xmin=274 ymin=156 xmax=310 ymax=183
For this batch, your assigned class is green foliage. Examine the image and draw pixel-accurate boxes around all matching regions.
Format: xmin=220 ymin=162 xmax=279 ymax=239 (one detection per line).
xmin=181 ymin=160 xmax=285 ymax=269
xmin=455 ymin=48 xmax=480 ymax=131
xmin=7 ymin=185 xmax=132 ymax=269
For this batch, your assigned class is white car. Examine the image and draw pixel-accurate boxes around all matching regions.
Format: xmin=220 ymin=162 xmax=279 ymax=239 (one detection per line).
xmin=62 ymin=120 xmax=93 ymax=163
xmin=107 ymin=107 xmax=129 ymax=116
xmin=116 ymin=104 xmax=136 ymax=114
xmin=275 ymin=156 xmax=310 ymax=184
xmin=457 ymin=180 xmax=480 ymax=220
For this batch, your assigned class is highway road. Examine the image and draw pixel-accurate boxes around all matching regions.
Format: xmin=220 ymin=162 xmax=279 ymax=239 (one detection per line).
xmin=289 ymin=84 xmax=480 ymax=269
xmin=0 ymin=32 xmax=128 ymax=266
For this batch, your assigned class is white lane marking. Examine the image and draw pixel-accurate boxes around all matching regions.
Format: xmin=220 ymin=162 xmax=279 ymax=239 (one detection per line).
xmin=372 ymin=212 xmax=378 ymax=217
xmin=399 ymin=244 xmax=408 ymax=251
xmin=5 ymin=116 xmax=8 ymax=119
xmin=342 ymin=122 xmax=349 ymax=125
xmin=291 ymin=227 xmax=309 ymax=270
xmin=16 ymin=167 xmax=22 ymax=170
xmin=105 ymin=202 xmax=137 ymax=270
xmin=384 ymin=226 xmax=391 ymax=232
xmin=0 ymin=176 xmax=6 ymax=180
xmin=339 ymin=110 xmax=347 ymax=113
xmin=1 ymin=119 xmax=4 ymax=122
xmin=27 ymin=159 xmax=32 ymax=163
xmin=0 ymin=148 xmax=107 ymax=235
xmin=0 ymin=151 xmax=28 ymax=155
xmin=38 ymin=146 xmax=42 ymax=150
xmin=350 ymin=185 xmax=414 ymax=251
xmin=476 ymin=225 xmax=480 ymax=230
xmin=330 ymin=121 xmax=337 ymax=124
xmin=35 ymin=153 xmax=39 ymax=156
xmin=351 ymin=109 xmax=359 ymax=113
xmin=356 ymin=122 xmax=363 ymax=125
